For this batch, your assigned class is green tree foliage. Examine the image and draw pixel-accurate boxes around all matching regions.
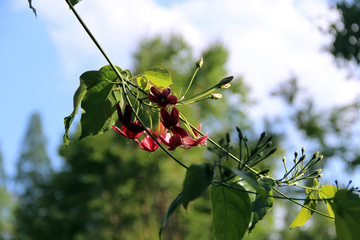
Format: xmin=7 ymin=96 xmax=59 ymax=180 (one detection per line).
xmin=13 ymin=36 xmax=246 ymax=239
xmin=13 ymin=112 xmax=52 ymax=239
xmin=328 ymin=0 xmax=360 ymax=67
xmin=271 ymin=77 xmax=360 ymax=168
xmin=133 ymin=35 xmax=252 ymax=133
xmin=0 ymin=147 xmax=13 ymax=239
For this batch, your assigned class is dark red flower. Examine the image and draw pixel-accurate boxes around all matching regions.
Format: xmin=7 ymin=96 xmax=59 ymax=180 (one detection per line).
xmin=160 ymin=107 xmax=188 ymax=138
xmin=112 ymin=103 xmax=144 ymax=139
xmin=159 ymin=133 xmax=183 ymax=151
xmin=148 ymin=87 xmax=177 ymax=108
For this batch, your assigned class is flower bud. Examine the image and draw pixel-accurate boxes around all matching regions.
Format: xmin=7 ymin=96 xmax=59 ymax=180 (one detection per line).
xmin=211 ymin=93 xmax=223 ymax=100
xmin=221 ymin=83 xmax=231 ymax=89
xmin=196 ymin=58 xmax=203 ymax=68
xmin=219 ymin=76 xmax=234 ymax=86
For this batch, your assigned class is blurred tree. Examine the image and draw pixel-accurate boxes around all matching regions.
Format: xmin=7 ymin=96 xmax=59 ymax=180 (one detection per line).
xmin=12 ymin=35 xmax=336 ymax=240
xmin=271 ymin=77 xmax=360 ymax=168
xmin=11 ymin=35 xmax=248 ymax=240
xmin=0 ymin=147 xmax=13 ymax=239
xmin=328 ymin=0 xmax=360 ymax=69
xmin=13 ymin=112 xmax=52 ymax=239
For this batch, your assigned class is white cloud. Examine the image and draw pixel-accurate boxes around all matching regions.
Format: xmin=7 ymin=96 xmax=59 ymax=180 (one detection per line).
xmin=13 ymin=0 xmax=360 ymax=114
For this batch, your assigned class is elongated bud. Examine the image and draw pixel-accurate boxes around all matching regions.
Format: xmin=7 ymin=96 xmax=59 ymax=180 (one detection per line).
xmin=219 ymin=76 xmax=234 ymax=86
xmin=258 ymin=169 xmax=270 ymax=175
xmin=317 ymin=174 xmax=323 ymax=178
xmin=282 ymin=156 xmax=286 ymax=163
xmin=226 ymin=132 xmax=231 ymax=143
xmin=299 ymin=154 xmax=306 ymax=162
xmin=211 ymin=93 xmax=223 ymax=100
xmin=196 ymin=57 xmax=203 ymax=68
xmin=313 ymin=151 xmax=319 ymax=159
xmin=315 ymin=169 xmax=322 ymax=174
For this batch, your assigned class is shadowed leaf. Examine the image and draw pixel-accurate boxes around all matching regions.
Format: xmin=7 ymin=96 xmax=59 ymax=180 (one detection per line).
xmin=159 ymin=193 xmax=182 ymax=239
xmin=249 ymin=178 xmax=275 ymax=233
xmin=182 ymin=163 xmax=214 ymax=209
xmin=332 ymin=189 xmax=360 ymax=240
xmin=211 ymin=184 xmax=251 ymax=240
xmin=63 ymin=65 xmax=125 ymax=145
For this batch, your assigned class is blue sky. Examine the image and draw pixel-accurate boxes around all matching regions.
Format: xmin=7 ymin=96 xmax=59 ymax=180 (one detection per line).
xmin=1 ymin=0 xmax=360 ymax=184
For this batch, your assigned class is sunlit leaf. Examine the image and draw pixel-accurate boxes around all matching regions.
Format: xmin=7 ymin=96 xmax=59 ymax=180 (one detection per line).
xmin=143 ymin=67 xmax=172 ymax=88
xmin=28 ymin=0 xmax=36 ymax=17
xmin=182 ymin=163 xmax=214 ymax=209
xmin=159 ymin=193 xmax=182 ymax=239
xmin=332 ymin=189 xmax=360 ymax=240
xmin=249 ymin=178 xmax=275 ymax=233
xmin=211 ymin=184 xmax=251 ymax=240
xmin=136 ymin=76 xmax=151 ymax=91
xmin=232 ymin=169 xmax=267 ymax=199
xmin=290 ymin=189 xmax=318 ymax=229
xmin=63 ymin=65 xmax=124 ymax=145
xmin=319 ymin=184 xmax=337 ymax=218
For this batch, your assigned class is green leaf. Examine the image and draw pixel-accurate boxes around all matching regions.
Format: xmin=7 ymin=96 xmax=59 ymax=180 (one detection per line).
xmin=332 ymin=189 xmax=360 ymax=240
xmin=211 ymin=184 xmax=251 ymax=240
xmin=69 ymin=0 xmax=82 ymax=6
xmin=28 ymin=0 xmax=36 ymax=17
xmin=136 ymin=76 xmax=151 ymax=91
xmin=290 ymin=189 xmax=318 ymax=229
xmin=182 ymin=163 xmax=214 ymax=209
xmin=249 ymin=178 xmax=275 ymax=233
xmin=143 ymin=67 xmax=172 ymax=88
xmin=319 ymin=184 xmax=337 ymax=218
xmin=63 ymin=65 xmax=123 ymax=145
xmin=232 ymin=169 xmax=267 ymax=199
xmin=159 ymin=193 xmax=182 ymax=239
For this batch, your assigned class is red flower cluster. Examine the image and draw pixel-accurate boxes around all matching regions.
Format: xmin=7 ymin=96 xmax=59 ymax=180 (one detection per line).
xmin=112 ymin=87 xmax=208 ymax=152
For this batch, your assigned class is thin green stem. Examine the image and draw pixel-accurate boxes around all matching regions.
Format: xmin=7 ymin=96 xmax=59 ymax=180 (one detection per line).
xmin=65 ymin=0 xmax=123 ymax=83
xmin=182 ymin=67 xmax=200 ymax=99
xmin=272 ymin=188 xmax=334 ymax=219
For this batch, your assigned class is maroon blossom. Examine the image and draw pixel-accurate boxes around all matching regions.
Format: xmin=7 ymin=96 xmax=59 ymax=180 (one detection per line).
xmin=160 ymin=107 xmax=188 ymax=138
xmin=159 ymin=133 xmax=183 ymax=151
xmin=112 ymin=103 xmax=144 ymax=139
xmin=148 ymin=87 xmax=177 ymax=108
